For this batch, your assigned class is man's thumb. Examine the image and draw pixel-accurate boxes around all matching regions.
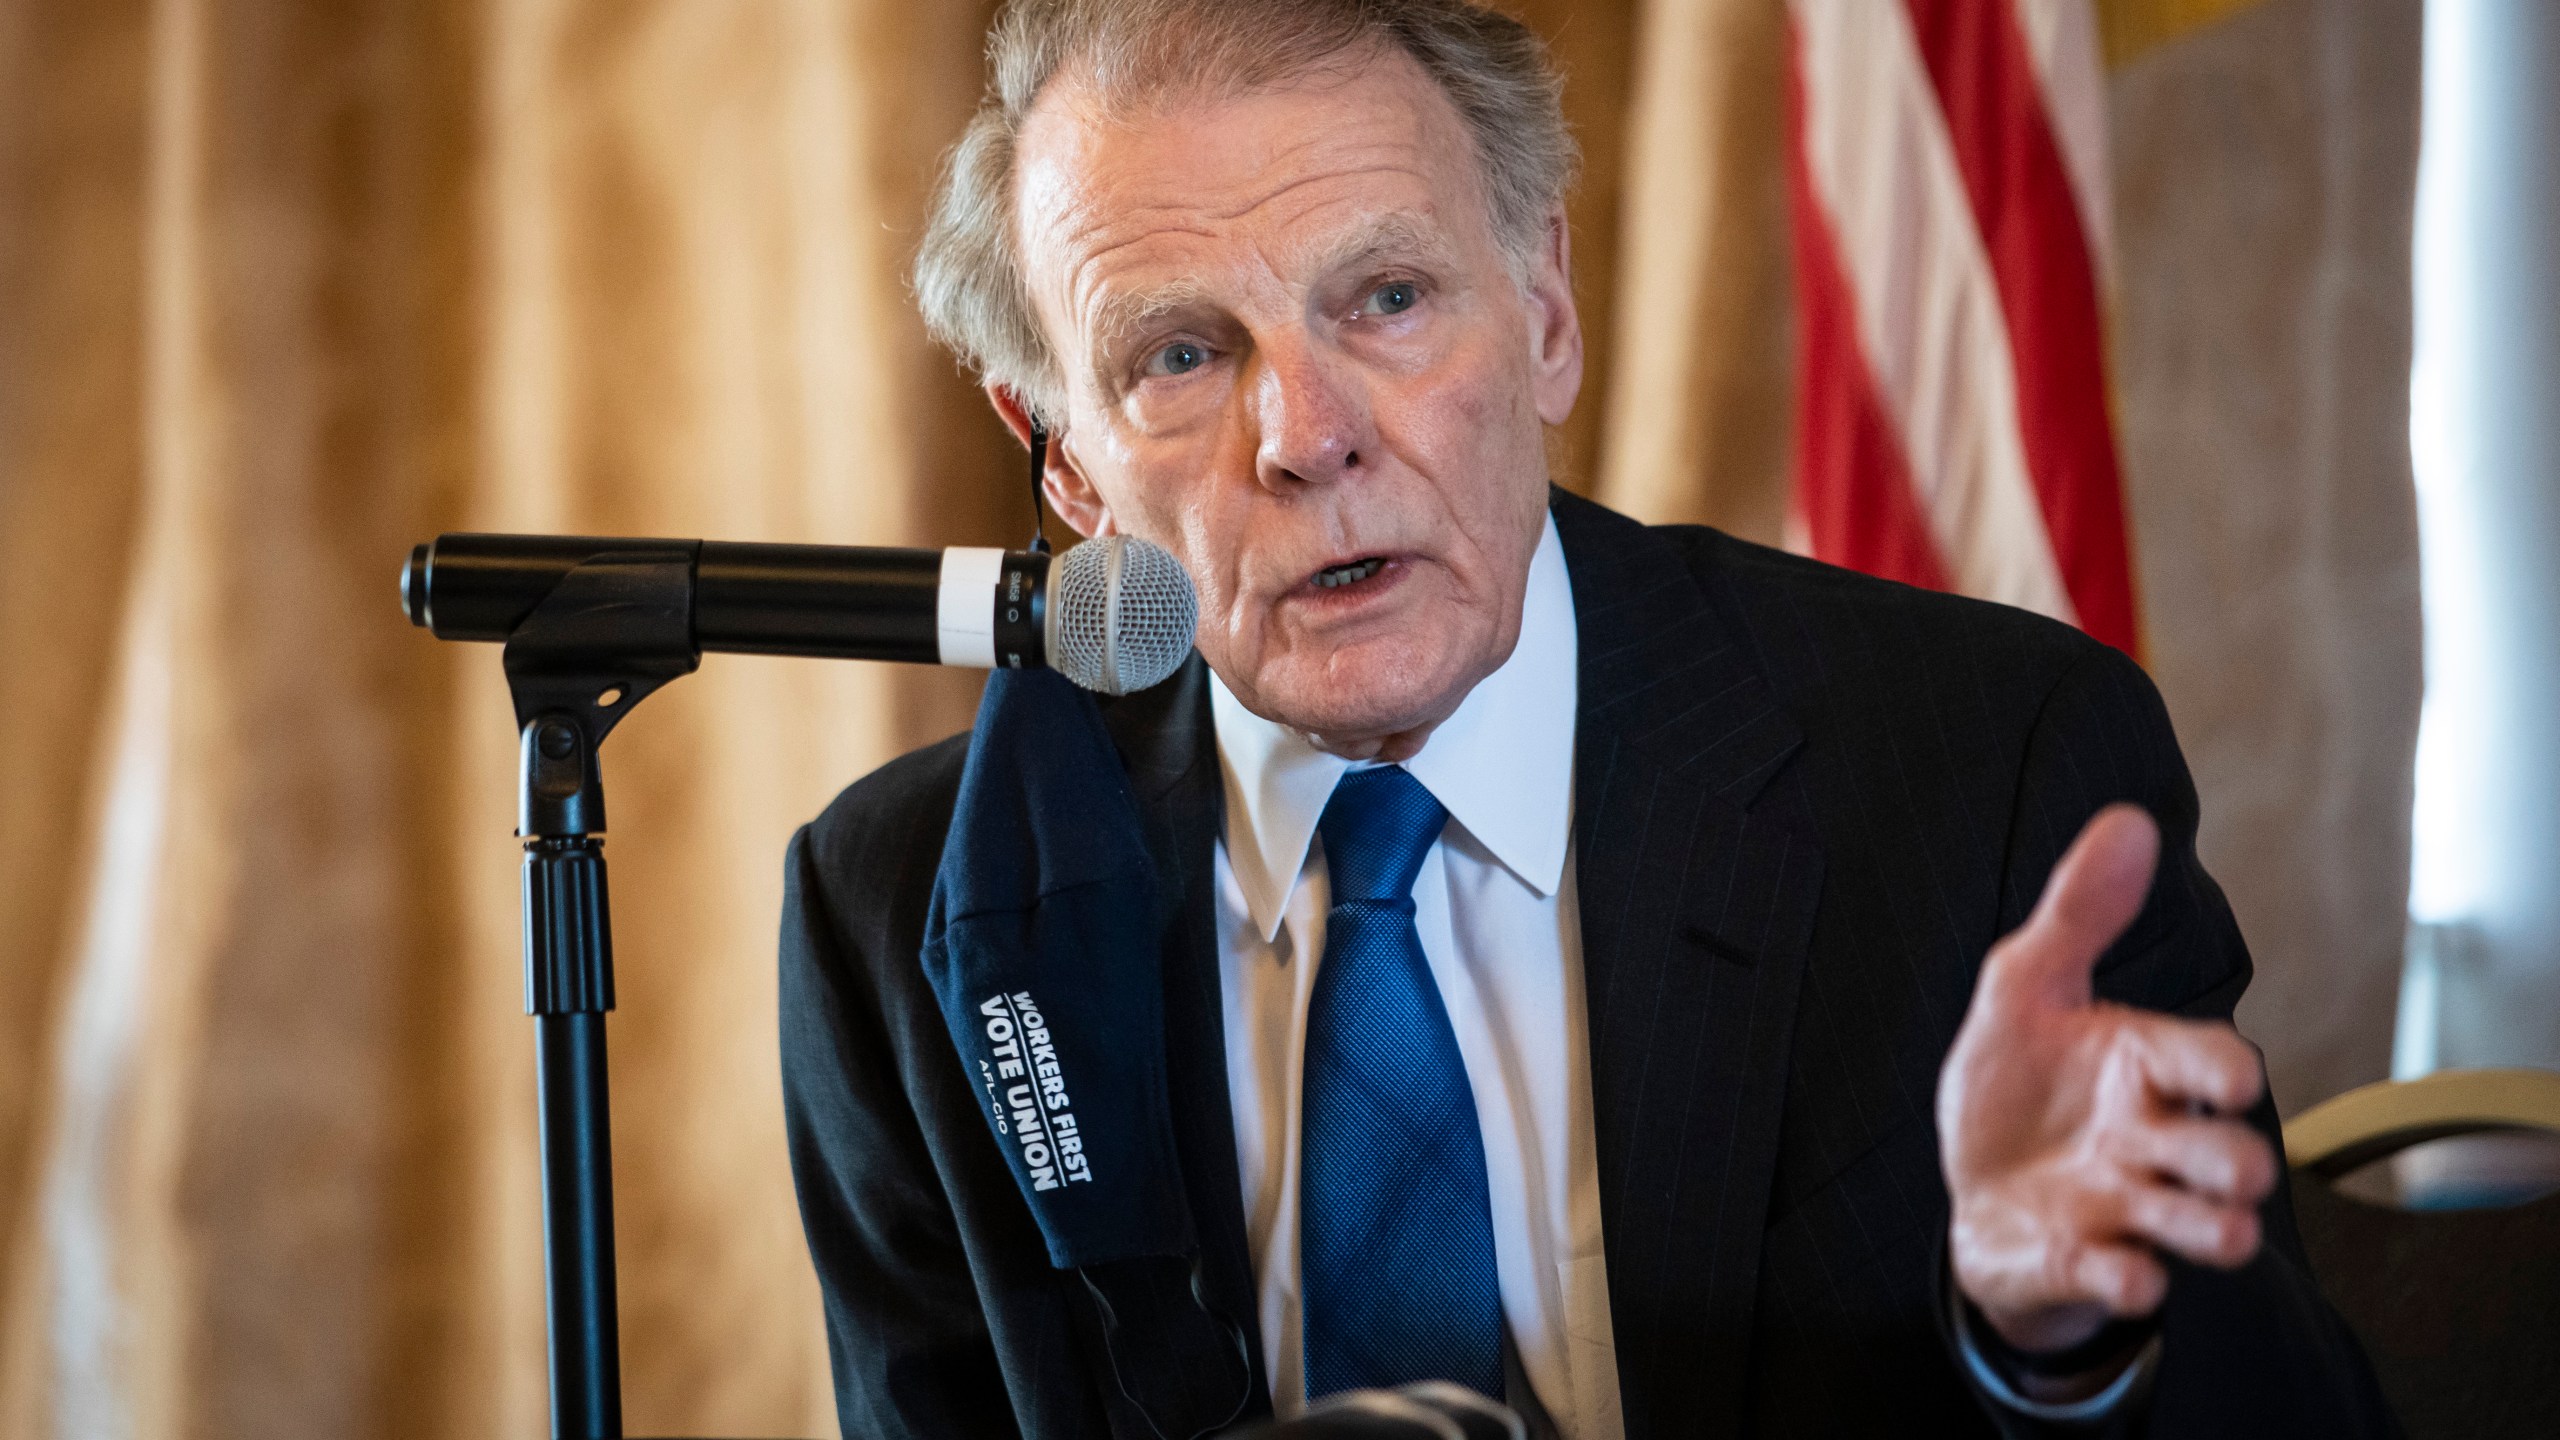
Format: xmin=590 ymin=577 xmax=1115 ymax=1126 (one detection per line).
xmin=1993 ymin=804 xmax=2161 ymax=1009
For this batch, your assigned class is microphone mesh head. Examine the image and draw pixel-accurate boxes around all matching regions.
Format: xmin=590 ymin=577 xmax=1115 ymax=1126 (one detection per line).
xmin=1047 ymin=534 xmax=1198 ymax=695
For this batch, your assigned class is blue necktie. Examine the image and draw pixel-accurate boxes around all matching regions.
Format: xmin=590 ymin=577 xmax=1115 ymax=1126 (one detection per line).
xmin=1299 ymin=765 xmax=1504 ymax=1402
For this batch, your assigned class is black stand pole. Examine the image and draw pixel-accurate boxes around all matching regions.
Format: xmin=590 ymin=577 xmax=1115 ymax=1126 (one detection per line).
xmin=503 ymin=554 xmax=701 ymax=1440
xmin=526 ymin=842 xmax=622 ymax=1440
xmin=535 ymin=1013 xmax=621 ymax=1430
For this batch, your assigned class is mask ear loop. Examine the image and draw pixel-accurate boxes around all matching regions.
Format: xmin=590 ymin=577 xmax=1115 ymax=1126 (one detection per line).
xmin=1027 ymin=417 xmax=1053 ymax=555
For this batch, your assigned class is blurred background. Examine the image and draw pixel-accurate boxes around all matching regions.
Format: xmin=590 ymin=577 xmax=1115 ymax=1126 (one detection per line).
xmin=1 ymin=0 xmax=2552 ymax=1436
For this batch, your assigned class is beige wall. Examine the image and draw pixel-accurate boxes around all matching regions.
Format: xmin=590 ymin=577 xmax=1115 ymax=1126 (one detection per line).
xmin=2108 ymin=0 xmax=2423 ymax=1112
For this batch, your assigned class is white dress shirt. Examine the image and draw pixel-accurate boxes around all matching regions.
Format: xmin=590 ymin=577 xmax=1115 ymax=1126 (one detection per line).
xmin=1209 ymin=517 xmax=1624 ymax=1439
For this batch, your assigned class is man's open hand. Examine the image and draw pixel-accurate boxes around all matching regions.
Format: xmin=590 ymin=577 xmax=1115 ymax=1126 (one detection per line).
xmin=1937 ymin=804 xmax=2277 ymax=1354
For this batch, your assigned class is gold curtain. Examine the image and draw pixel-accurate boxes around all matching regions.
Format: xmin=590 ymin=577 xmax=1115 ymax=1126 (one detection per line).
xmin=0 ymin=1 xmax=2416 ymax=1435
xmin=1592 ymin=0 xmax=1795 ymax=542
xmin=0 ymin=1 xmax=1018 ymax=1433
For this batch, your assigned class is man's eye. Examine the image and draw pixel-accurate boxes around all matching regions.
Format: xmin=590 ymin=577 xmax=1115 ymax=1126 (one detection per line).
xmin=1143 ymin=340 xmax=1209 ymax=377
xmin=1363 ymin=281 xmax=1419 ymax=316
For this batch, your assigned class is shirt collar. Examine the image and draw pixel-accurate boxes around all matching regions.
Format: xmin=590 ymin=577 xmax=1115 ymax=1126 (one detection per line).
xmin=1209 ymin=513 xmax=1579 ymax=943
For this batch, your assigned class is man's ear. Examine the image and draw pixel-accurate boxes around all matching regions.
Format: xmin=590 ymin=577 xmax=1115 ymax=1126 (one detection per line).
xmin=1524 ymin=208 xmax=1584 ymax=428
xmin=986 ymin=383 xmax=1113 ymax=538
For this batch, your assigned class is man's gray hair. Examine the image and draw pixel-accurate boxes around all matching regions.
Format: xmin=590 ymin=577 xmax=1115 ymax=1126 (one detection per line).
xmin=914 ymin=0 xmax=1577 ymax=424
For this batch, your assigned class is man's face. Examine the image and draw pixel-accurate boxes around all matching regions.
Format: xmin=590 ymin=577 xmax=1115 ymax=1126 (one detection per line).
xmin=1006 ymin=47 xmax=1582 ymax=751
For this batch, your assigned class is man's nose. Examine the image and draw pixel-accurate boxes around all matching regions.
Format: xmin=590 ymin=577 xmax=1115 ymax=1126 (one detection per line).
xmin=1250 ymin=336 xmax=1376 ymax=491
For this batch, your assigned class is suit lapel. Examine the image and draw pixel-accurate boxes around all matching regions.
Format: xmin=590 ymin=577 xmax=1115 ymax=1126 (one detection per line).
xmin=1555 ymin=493 xmax=1825 ymax=1438
xmin=1102 ymin=658 xmax=1273 ymax=1418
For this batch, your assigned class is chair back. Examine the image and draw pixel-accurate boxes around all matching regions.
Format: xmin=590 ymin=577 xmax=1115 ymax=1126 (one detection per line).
xmin=2287 ymin=1067 xmax=2560 ymax=1440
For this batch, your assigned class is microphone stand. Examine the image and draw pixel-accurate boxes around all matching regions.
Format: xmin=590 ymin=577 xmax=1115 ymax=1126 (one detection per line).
xmin=495 ymin=550 xmax=702 ymax=1440
xmin=416 ymin=521 xmax=1173 ymax=1438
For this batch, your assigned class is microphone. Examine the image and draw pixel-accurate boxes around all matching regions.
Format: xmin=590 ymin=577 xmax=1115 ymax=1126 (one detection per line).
xmin=401 ymin=531 xmax=1198 ymax=695
xmin=1220 ymin=1384 xmax=1525 ymax=1439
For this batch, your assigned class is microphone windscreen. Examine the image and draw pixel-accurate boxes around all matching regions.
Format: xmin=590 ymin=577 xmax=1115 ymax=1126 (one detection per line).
xmin=1048 ymin=534 xmax=1198 ymax=695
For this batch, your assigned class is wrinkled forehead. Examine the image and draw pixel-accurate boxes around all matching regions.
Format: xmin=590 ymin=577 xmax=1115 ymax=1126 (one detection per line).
xmin=1009 ymin=47 xmax=1494 ymax=341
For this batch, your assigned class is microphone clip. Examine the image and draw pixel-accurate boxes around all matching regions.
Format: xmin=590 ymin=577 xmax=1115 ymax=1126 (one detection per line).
xmin=499 ymin=548 xmax=701 ymax=839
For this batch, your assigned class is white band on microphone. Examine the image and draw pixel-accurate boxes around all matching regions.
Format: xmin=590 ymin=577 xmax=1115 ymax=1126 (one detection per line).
xmin=936 ymin=547 xmax=1006 ymax=668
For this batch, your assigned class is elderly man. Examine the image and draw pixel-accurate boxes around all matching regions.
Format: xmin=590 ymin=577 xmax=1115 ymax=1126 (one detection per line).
xmin=779 ymin=2 xmax=2394 ymax=1437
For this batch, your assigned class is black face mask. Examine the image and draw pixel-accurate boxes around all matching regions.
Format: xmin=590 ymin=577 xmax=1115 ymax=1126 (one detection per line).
xmin=922 ymin=665 xmax=1196 ymax=1269
xmin=922 ymin=667 xmax=1258 ymax=1437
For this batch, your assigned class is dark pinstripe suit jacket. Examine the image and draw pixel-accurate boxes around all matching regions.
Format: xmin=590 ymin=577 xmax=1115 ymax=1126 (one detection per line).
xmin=779 ymin=490 xmax=2394 ymax=1439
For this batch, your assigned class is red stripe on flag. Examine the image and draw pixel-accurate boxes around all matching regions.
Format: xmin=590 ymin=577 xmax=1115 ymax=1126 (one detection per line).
xmin=1786 ymin=29 xmax=1951 ymax=596
xmin=1902 ymin=0 xmax=2142 ymax=657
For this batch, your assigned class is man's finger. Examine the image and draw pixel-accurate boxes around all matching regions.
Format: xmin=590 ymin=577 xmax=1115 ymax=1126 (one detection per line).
xmin=2110 ymin=1111 xmax=2278 ymax=1206
xmin=2121 ymin=1010 xmax=2266 ymax=1116
xmin=2067 ymin=1241 xmax=2170 ymax=1319
xmin=2118 ymin=1181 xmax=2263 ymax=1271
xmin=1986 ymin=805 xmax=2161 ymax=1011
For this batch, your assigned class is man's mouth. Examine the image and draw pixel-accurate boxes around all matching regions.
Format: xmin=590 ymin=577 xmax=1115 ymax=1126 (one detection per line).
xmin=1310 ymin=556 xmax=1388 ymax=590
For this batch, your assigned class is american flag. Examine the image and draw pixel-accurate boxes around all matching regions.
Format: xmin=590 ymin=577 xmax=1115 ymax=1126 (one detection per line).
xmin=1785 ymin=0 xmax=2141 ymax=657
